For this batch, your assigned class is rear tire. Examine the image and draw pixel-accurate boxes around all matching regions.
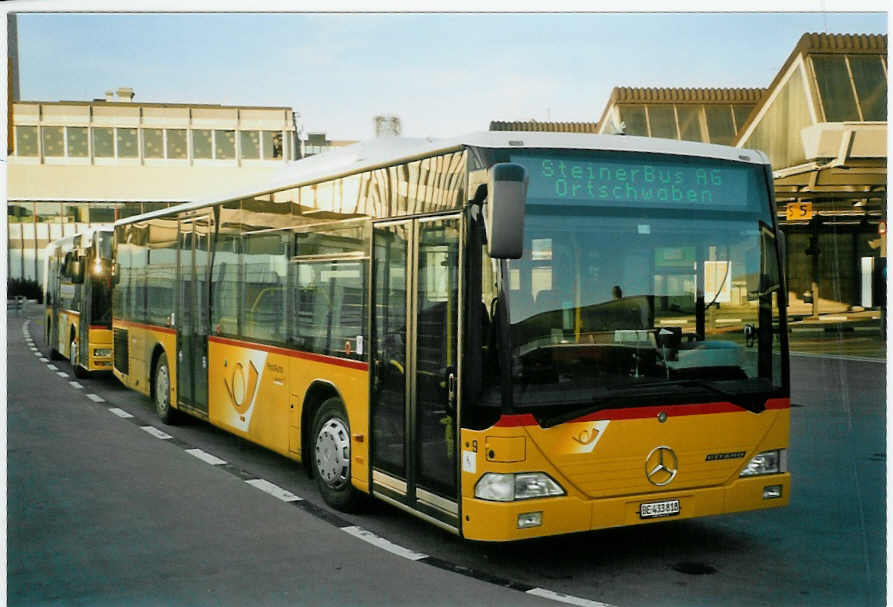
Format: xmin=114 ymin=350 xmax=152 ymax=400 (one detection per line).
xmin=312 ymin=397 xmax=362 ymax=512
xmin=154 ymin=354 xmax=178 ymax=425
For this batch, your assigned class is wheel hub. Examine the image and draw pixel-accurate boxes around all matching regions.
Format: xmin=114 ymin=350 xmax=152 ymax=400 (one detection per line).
xmin=156 ymin=365 xmax=169 ymax=412
xmin=316 ymin=419 xmax=350 ymax=489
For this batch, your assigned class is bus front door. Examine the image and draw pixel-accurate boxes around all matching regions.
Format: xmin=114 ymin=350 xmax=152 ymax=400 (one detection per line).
xmin=371 ymin=215 xmax=461 ymax=531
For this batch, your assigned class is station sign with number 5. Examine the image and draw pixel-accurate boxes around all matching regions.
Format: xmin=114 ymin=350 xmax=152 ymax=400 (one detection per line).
xmin=786 ymin=202 xmax=813 ymax=221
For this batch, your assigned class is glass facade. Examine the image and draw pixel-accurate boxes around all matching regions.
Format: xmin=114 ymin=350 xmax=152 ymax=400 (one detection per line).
xmin=617 ymin=102 xmax=756 ymax=145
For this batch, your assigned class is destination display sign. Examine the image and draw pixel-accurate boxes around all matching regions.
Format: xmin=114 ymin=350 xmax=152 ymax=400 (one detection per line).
xmin=512 ymin=153 xmax=759 ymax=211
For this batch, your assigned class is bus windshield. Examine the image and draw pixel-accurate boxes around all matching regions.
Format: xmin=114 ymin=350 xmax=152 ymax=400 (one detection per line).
xmin=502 ymin=150 xmax=784 ymax=413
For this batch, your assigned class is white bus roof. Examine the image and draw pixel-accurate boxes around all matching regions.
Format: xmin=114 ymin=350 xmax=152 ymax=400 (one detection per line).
xmin=117 ymin=131 xmax=771 ymax=226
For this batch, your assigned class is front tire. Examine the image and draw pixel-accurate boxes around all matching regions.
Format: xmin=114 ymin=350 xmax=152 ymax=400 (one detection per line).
xmin=312 ymin=397 xmax=362 ymax=512
xmin=154 ymin=354 xmax=178 ymax=425
xmin=71 ymin=338 xmax=88 ymax=379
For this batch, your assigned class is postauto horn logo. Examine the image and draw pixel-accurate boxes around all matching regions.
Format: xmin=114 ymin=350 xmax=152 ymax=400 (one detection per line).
xmin=224 ymin=360 xmax=259 ymax=414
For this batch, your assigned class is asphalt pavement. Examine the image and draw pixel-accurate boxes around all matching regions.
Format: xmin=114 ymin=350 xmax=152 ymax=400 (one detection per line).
xmin=6 ymin=304 xmax=888 ymax=607
xmin=6 ymin=311 xmax=558 ymax=607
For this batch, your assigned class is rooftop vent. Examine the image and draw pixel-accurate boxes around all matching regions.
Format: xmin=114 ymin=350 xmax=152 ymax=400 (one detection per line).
xmin=116 ymin=87 xmax=134 ymax=102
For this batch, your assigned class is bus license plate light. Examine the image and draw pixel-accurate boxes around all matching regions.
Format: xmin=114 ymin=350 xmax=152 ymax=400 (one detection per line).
xmin=640 ymin=499 xmax=680 ymax=519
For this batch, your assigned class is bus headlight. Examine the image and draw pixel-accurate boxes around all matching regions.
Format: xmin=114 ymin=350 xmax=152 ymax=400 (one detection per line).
xmin=93 ymin=348 xmax=112 ymax=358
xmin=474 ymin=472 xmax=565 ymax=502
xmin=740 ymin=449 xmax=787 ymax=477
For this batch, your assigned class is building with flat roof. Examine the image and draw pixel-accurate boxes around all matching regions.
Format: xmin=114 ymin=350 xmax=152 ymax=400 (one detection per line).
xmin=7 ymin=90 xmax=299 ymax=284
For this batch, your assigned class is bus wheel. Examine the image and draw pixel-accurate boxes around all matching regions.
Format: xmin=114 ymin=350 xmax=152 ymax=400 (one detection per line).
xmin=312 ymin=398 xmax=361 ymax=512
xmin=70 ymin=338 xmax=88 ymax=379
xmin=154 ymin=354 xmax=178 ymax=425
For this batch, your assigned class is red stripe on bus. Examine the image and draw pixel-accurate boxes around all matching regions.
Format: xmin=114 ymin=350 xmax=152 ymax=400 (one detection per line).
xmin=494 ymin=398 xmax=789 ymax=427
xmin=208 ymin=335 xmax=369 ymax=372
xmin=89 ymin=325 xmax=111 ymax=331
xmin=112 ymin=319 xmax=177 ymax=335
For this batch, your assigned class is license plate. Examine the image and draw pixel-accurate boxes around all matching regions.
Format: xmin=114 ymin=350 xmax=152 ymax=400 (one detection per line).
xmin=640 ymin=499 xmax=680 ymax=519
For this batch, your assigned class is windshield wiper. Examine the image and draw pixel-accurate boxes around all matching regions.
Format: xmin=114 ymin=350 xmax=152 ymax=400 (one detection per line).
xmin=673 ymin=379 xmax=768 ymax=414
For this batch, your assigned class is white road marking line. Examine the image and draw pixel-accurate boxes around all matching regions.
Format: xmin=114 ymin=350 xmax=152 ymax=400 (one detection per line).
xmin=246 ymin=479 xmax=303 ymax=503
xmin=39 ymin=358 xmax=48 ymax=363
xmin=527 ymin=587 xmax=616 ymax=607
xmin=140 ymin=426 xmax=173 ymax=440
xmin=86 ymin=393 xmax=106 ymax=403
xmin=186 ymin=449 xmax=227 ymax=466
xmin=790 ymin=352 xmax=886 ymax=363
xmin=109 ymin=408 xmax=134 ymax=419
xmin=69 ymin=381 xmax=84 ymax=389
xmin=56 ymin=372 xmax=69 ymax=378
xmin=341 ymin=526 xmax=428 ymax=561
xmin=47 ymin=364 xmax=58 ymax=371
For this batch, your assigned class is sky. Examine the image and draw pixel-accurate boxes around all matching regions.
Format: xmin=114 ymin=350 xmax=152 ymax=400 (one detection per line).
xmin=11 ymin=10 xmax=889 ymax=141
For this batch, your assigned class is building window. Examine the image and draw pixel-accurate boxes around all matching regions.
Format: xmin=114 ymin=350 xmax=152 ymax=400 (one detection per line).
xmin=193 ymin=129 xmax=212 ymax=159
xmin=241 ymin=131 xmax=260 ymax=159
xmin=262 ymin=131 xmax=283 ymax=159
xmin=93 ymin=127 xmax=114 ymax=158
xmin=647 ymin=106 xmax=676 ymax=139
xmin=215 ymin=130 xmax=235 ymax=160
xmin=812 ymin=55 xmax=860 ymax=122
xmin=35 ymin=202 xmax=62 ymax=224
xmin=7 ymin=202 xmax=32 ymax=223
xmin=705 ymin=106 xmax=735 ymax=145
xmin=42 ymin=126 xmax=65 ymax=157
xmin=89 ymin=204 xmax=117 ymax=224
xmin=117 ymin=128 xmax=139 ymax=158
xmin=848 ymin=55 xmax=887 ymax=121
xmin=119 ymin=202 xmax=144 ymax=219
xmin=618 ymin=106 xmax=647 ymax=136
xmin=15 ymin=126 xmax=38 ymax=156
xmin=143 ymin=128 xmax=164 ymax=159
xmin=67 ymin=127 xmax=88 ymax=157
xmin=676 ymin=106 xmax=703 ymax=142
xmin=63 ymin=203 xmax=89 ymax=225
xmin=167 ymin=129 xmax=188 ymax=159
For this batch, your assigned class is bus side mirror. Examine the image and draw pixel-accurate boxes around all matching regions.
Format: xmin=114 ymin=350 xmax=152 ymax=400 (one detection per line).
xmin=111 ymin=261 xmax=120 ymax=284
xmin=486 ymin=163 xmax=527 ymax=259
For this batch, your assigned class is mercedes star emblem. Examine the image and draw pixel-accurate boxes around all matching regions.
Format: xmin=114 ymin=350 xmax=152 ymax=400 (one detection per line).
xmin=645 ymin=446 xmax=678 ymax=486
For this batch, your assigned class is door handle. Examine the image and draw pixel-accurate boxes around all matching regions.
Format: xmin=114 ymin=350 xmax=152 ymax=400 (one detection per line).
xmin=447 ymin=369 xmax=456 ymax=413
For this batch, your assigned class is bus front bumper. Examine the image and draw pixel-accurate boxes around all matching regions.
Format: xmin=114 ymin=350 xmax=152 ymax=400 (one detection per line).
xmin=461 ymin=473 xmax=791 ymax=542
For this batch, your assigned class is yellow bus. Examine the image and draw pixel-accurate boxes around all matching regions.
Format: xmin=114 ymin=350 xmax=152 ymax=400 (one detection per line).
xmin=112 ymin=132 xmax=790 ymax=541
xmin=44 ymin=228 xmax=115 ymax=378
